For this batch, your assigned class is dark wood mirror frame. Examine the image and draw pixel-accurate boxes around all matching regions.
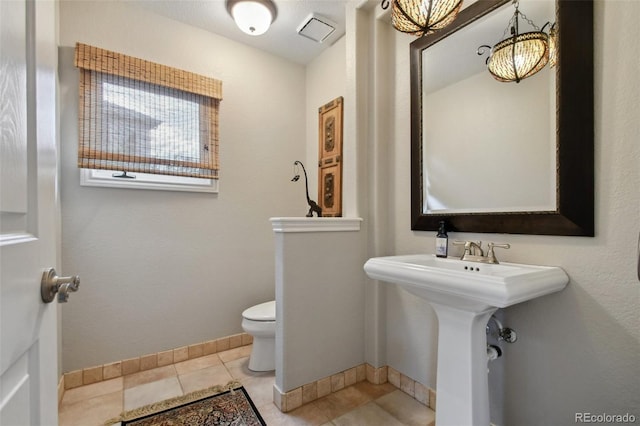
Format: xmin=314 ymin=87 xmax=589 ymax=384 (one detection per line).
xmin=410 ymin=0 xmax=594 ymax=236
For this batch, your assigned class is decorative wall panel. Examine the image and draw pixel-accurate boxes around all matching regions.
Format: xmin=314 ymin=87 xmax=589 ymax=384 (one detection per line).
xmin=318 ymin=97 xmax=343 ymax=217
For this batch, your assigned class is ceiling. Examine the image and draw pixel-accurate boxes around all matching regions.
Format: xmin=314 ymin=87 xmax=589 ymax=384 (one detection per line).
xmin=129 ymin=0 xmax=349 ymax=65
xmin=422 ymin=0 xmax=554 ymax=93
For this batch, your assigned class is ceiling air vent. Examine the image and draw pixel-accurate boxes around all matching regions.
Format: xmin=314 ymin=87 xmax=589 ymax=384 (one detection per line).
xmin=297 ymin=13 xmax=336 ymax=43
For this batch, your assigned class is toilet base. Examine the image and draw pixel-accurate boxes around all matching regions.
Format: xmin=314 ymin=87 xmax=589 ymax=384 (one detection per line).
xmin=248 ymin=336 xmax=275 ymax=372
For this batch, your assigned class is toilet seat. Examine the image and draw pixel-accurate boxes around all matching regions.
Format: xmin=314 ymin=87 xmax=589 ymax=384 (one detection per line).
xmin=242 ymin=300 xmax=275 ymax=322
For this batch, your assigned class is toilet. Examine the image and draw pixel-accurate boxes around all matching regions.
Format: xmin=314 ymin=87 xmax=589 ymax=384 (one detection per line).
xmin=241 ymin=300 xmax=276 ymax=372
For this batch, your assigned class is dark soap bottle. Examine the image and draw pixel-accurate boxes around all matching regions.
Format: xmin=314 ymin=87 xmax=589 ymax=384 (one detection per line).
xmin=436 ymin=221 xmax=448 ymax=258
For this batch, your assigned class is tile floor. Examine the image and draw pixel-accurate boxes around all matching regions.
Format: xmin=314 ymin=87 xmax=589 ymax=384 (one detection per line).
xmin=59 ymin=345 xmax=435 ymax=426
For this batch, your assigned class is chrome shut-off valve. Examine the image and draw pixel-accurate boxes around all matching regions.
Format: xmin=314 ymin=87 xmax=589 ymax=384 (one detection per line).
xmin=41 ymin=268 xmax=80 ymax=303
xmin=487 ymin=315 xmax=518 ymax=343
xmin=498 ymin=326 xmax=518 ymax=343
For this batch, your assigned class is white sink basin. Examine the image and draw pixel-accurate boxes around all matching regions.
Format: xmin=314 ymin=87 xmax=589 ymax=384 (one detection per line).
xmin=364 ymin=254 xmax=568 ymax=426
xmin=364 ymin=254 xmax=569 ymax=311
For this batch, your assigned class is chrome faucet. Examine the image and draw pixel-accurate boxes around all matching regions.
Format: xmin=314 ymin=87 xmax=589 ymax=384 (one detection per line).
xmin=453 ymin=241 xmax=510 ymax=264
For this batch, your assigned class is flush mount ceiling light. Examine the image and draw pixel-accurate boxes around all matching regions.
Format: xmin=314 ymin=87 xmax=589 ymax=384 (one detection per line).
xmin=226 ymin=0 xmax=277 ymax=36
xmin=478 ymin=0 xmax=553 ymax=83
xmin=381 ymin=0 xmax=463 ymax=37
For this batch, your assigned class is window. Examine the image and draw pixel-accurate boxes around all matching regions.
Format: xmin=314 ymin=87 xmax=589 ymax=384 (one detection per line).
xmin=74 ymin=43 xmax=222 ymax=192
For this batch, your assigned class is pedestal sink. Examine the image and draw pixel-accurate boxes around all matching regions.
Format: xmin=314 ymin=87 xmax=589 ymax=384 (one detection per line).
xmin=364 ymin=255 xmax=569 ymax=426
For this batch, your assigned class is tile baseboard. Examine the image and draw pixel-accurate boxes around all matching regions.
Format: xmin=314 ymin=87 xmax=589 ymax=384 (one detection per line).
xmin=273 ymin=363 xmax=436 ymax=413
xmin=58 ymin=375 xmax=65 ymax=406
xmin=58 ymin=338 xmax=437 ymax=416
xmin=387 ymin=365 xmax=436 ymax=409
xmin=58 ymin=332 xmax=253 ymax=403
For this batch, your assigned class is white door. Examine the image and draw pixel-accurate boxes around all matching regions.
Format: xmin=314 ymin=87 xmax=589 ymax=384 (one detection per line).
xmin=1 ymin=0 xmax=59 ymax=424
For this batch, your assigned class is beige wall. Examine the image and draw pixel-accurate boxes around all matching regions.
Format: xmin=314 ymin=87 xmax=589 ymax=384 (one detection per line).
xmin=423 ymin=68 xmax=555 ymax=212
xmin=58 ymin=0 xmax=306 ymax=372
xmin=305 ymin=36 xmax=347 ymax=205
xmin=274 ymin=222 xmax=365 ymax=392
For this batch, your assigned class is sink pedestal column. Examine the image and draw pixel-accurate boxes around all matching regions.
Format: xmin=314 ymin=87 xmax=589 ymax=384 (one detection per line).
xmin=430 ymin=303 xmax=497 ymax=426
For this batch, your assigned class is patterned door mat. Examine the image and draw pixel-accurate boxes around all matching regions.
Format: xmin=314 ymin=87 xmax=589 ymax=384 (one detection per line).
xmin=106 ymin=382 xmax=266 ymax=426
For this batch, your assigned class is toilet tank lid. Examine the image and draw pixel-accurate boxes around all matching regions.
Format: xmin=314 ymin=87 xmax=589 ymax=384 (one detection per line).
xmin=242 ymin=300 xmax=275 ymax=321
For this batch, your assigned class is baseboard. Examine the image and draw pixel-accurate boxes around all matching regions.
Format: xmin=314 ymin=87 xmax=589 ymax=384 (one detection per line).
xmin=60 ymin=338 xmax=439 ymax=417
xmin=273 ymin=363 xmax=436 ymax=413
xmin=58 ymin=375 xmax=65 ymax=405
xmin=61 ymin=332 xmax=253 ymax=392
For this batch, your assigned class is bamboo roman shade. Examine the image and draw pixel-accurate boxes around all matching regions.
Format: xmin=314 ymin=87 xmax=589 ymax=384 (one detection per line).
xmin=74 ymin=43 xmax=223 ymax=179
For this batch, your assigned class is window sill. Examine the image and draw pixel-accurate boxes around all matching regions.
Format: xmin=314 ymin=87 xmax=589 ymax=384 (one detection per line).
xmin=80 ymin=169 xmax=218 ymax=193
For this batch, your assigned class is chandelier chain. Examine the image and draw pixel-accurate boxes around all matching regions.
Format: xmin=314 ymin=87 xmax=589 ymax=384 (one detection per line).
xmin=502 ymin=0 xmax=541 ymax=39
xmin=518 ymin=11 xmax=541 ymax=31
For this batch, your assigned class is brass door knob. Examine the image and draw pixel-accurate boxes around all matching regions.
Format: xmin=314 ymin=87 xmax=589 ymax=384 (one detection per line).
xmin=41 ymin=268 xmax=80 ymax=303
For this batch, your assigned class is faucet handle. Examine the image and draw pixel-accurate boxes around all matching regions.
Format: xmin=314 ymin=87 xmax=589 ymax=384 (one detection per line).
xmin=453 ymin=240 xmax=483 ymax=256
xmin=486 ymin=242 xmax=510 ymax=264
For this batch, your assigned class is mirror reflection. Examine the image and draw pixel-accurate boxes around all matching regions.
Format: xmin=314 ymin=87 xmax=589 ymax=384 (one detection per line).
xmin=410 ymin=0 xmax=594 ymax=236
xmin=421 ymin=0 xmax=556 ymax=214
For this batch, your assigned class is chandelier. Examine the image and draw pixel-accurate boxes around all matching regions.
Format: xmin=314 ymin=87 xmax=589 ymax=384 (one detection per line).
xmin=381 ymin=0 xmax=463 ymax=37
xmin=478 ymin=0 xmax=555 ymax=83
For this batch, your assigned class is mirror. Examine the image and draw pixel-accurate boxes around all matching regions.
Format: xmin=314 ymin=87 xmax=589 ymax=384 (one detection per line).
xmin=422 ymin=0 xmax=556 ymax=214
xmin=410 ymin=0 xmax=594 ymax=236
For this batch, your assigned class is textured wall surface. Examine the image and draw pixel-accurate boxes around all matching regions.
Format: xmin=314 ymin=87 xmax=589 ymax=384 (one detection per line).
xmin=58 ymin=0 xmax=305 ymax=372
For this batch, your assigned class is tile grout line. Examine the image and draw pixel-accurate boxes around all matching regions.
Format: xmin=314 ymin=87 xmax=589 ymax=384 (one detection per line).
xmin=275 ymin=364 xmax=436 ymax=414
xmin=61 ymin=356 xmax=434 ymax=426
xmin=174 ymin=364 xmax=186 ymax=398
xmin=60 ymin=342 xmax=436 ymax=422
xmin=59 ymin=331 xmax=253 ymax=403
